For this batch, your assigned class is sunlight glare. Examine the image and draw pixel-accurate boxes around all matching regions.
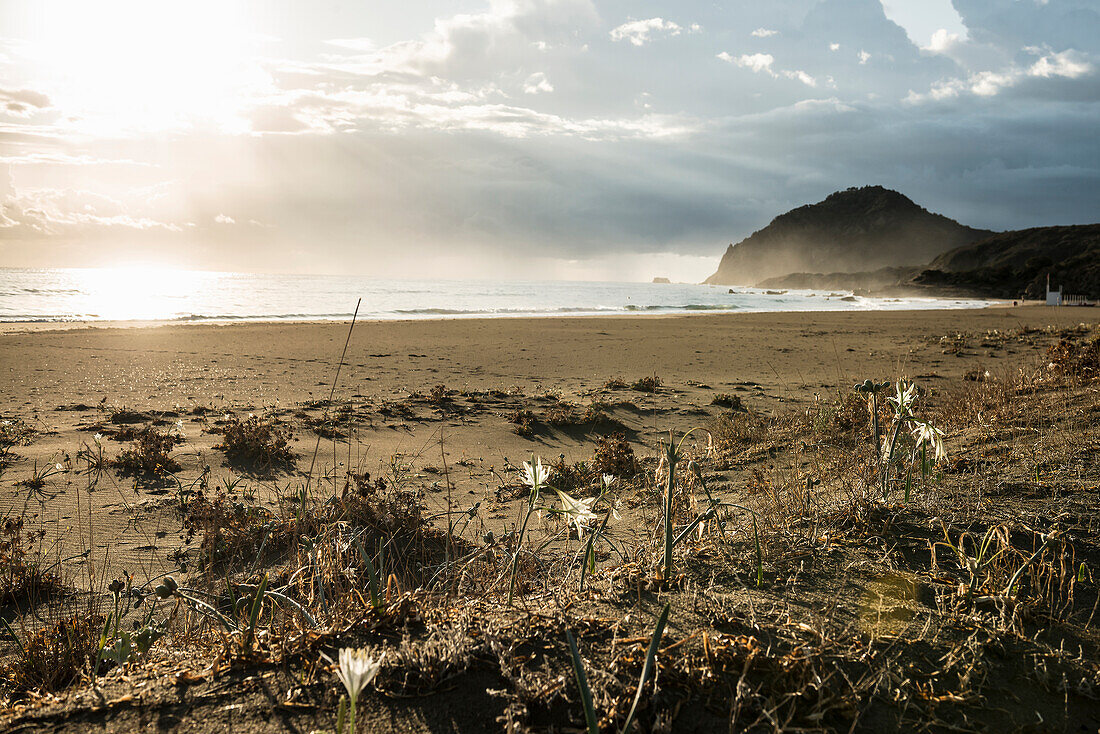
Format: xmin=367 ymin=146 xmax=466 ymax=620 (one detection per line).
xmin=29 ymin=1 xmax=271 ymax=134
xmin=75 ymin=266 xmax=213 ymax=321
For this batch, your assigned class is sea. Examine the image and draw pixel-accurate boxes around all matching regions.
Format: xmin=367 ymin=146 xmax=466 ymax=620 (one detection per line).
xmin=0 ymin=267 xmax=993 ymax=323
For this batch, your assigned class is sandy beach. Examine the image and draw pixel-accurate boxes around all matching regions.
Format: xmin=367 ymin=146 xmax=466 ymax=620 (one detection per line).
xmin=2 ymin=305 xmax=1100 ymax=731
xmin=1 ymin=305 xmax=1073 ymax=411
xmin=0 ymin=305 xmax=1088 ymax=578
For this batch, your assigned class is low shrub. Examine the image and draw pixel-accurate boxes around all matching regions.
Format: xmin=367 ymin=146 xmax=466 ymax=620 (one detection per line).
xmin=216 ymin=414 xmax=295 ymax=471
xmin=0 ymin=419 xmax=35 ymax=467
xmin=710 ymin=393 xmax=744 ymax=410
xmin=592 ymin=433 xmax=636 ymax=477
xmin=109 ymin=407 xmax=151 ymax=425
xmin=184 ymin=490 xmax=284 ymax=569
xmin=543 ymin=402 xmax=580 ymax=426
xmin=114 ymin=426 xmax=181 ymax=477
xmin=507 ymin=409 xmax=539 ymax=436
xmin=548 ymin=457 xmax=591 ymax=494
xmin=1046 ymin=332 xmax=1099 ymax=380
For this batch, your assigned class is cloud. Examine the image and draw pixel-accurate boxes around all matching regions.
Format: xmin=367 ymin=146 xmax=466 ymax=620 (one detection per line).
xmin=252 ymin=1 xmax=708 ymax=141
xmin=324 ymin=38 xmax=376 ymax=52
xmin=0 ymin=88 xmax=51 ymax=117
xmin=953 ymin=0 xmax=1100 ymax=55
xmin=1028 ymin=49 xmax=1092 ymax=79
xmin=0 ymin=179 xmax=182 ymax=238
xmin=717 ymin=52 xmax=814 ymax=86
xmin=924 ymin=28 xmax=963 ymax=54
xmin=609 ymin=17 xmax=686 ymax=46
xmin=751 ymin=28 xmax=778 ymax=38
xmin=0 ymin=88 xmax=50 ymax=109
xmin=523 ymin=72 xmax=554 ymax=94
xmin=214 ymin=214 xmax=236 ymax=224
xmin=782 ymin=70 xmax=817 ymax=87
xmin=722 ymin=52 xmax=774 ymax=74
xmin=907 ymin=49 xmax=1095 ymax=102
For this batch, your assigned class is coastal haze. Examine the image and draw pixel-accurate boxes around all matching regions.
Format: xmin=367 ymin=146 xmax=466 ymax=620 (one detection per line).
xmin=2 ymin=3 xmax=1100 ymax=733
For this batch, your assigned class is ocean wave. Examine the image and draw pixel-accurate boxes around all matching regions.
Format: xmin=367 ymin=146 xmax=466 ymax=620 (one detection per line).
xmin=170 ymin=312 xmax=358 ymax=321
xmin=624 ymin=303 xmax=741 ymax=312
xmin=0 ymin=316 xmax=82 ymax=323
xmin=393 ymin=306 xmax=624 ymax=315
xmin=0 ymin=312 xmax=360 ymax=323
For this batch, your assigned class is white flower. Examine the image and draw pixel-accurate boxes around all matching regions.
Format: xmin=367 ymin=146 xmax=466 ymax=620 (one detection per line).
xmin=174 ymin=419 xmax=186 ymax=437
xmin=55 ymin=463 xmax=64 ymax=472
xmin=93 ymin=433 xmax=103 ymax=445
xmin=911 ymin=422 xmax=947 ymax=462
xmin=555 ymin=490 xmax=597 ymax=537
xmin=601 ymin=474 xmax=616 ymax=489
xmin=522 ymin=457 xmax=550 ymax=490
xmin=887 ymin=381 xmax=917 ymax=414
xmin=335 ymin=648 xmax=381 ymax=706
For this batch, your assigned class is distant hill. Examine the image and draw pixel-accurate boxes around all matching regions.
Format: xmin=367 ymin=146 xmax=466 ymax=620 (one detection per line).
xmin=914 ymin=224 xmax=1100 ymax=299
xmin=704 ymin=186 xmax=993 ymax=285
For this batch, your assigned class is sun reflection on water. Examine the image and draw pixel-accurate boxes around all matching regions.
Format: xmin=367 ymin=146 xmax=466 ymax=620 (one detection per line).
xmin=68 ymin=267 xmax=219 ymax=321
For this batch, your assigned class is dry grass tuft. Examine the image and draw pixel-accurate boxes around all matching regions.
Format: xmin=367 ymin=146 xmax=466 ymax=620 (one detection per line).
xmin=0 ymin=517 xmax=62 ymax=608
xmin=0 ymin=615 xmax=99 ymax=694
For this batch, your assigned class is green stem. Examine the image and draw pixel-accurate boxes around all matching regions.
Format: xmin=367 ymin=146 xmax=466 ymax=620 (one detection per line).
xmin=508 ymin=505 xmax=536 ymax=605
xmin=871 ymin=393 xmax=880 ymax=460
xmin=663 ymin=443 xmax=676 ymax=580
xmin=752 ymin=515 xmax=763 ymax=587
xmin=882 ymin=418 xmax=904 ymax=500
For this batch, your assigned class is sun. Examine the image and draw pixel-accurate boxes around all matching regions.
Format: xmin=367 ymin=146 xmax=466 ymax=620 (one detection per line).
xmin=27 ymin=0 xmax=271 ymax=135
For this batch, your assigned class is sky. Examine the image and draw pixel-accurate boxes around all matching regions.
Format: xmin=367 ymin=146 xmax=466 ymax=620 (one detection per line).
xmin=0 ymin=0 xmax=1096 ymax=282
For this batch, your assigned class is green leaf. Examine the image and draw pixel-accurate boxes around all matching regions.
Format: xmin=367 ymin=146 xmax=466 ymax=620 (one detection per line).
xmin=336 ymin=695 xmax=348 ymax=734
xmin=355 ymin=540 xmax=381 ymax=608
xmin=566 ymin=630 xmax=599 ymax=734
xmin=132 ymin=626 xmax=163 ymax=656
xmin=621 ymin=602 xmax=671 ymax=733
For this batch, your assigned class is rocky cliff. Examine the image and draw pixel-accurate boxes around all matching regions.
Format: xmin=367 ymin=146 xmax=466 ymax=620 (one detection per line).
xmin=705 ymin=186 xmax=992 ymax=285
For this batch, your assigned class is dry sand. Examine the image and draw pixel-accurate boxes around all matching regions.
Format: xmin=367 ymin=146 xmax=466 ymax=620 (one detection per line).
xmin=0 ymin=306 xmax=1091 ymax=584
